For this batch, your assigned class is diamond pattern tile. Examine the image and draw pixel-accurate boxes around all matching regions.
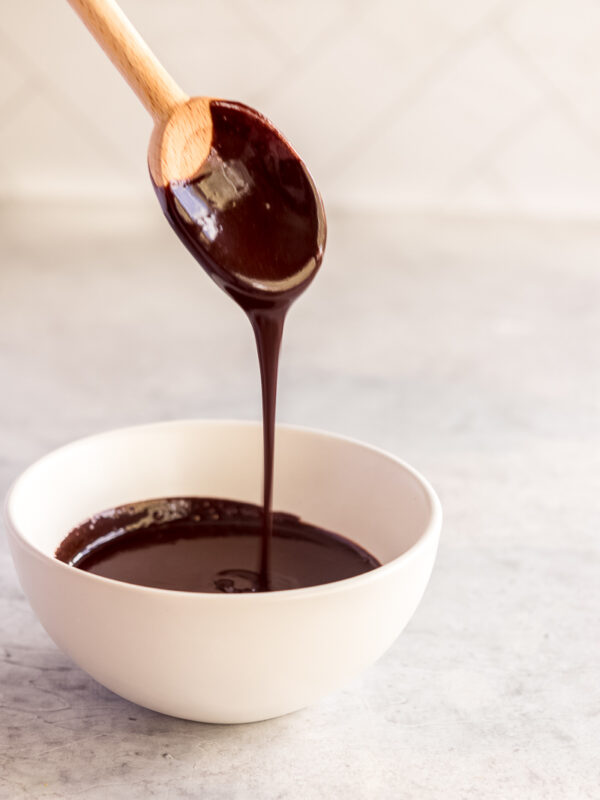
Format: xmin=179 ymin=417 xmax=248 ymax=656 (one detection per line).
xmin=259 ymin=23 xmax=403 ymax=187
xmin=0 ymin=88 xmax=139 ymax=198
xmin=494 ymin=106 xmax=600 ymax=215
xmin=330 ymin=33 xmax=543 ymax=206
xmin=504 ymin=0 xmax=600 ymax=138
xmin=0 ymin=0 xmax=600 ymax=216
xmin=234 ymin=0 xmax=354 ymax=58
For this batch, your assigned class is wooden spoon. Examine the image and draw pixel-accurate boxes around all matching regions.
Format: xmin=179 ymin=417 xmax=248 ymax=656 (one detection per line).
xmin=66 ymin=0 xmax=326 ymax=299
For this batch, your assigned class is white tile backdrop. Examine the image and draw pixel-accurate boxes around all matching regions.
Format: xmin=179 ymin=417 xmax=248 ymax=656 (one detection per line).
xmin=2 ymin=0 xmax=600 ymax=216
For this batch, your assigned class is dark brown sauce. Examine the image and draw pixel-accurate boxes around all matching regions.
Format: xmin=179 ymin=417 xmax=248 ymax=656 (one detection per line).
xmin=56 ymin=498 xmax=380 ymax=593
xmin=152 ymin=100 xmax=326 ymax=589
xmin=55 ymin=101 xmax=375 ymax=594
xmin=152 ymin=100 xmax=326 ymax=301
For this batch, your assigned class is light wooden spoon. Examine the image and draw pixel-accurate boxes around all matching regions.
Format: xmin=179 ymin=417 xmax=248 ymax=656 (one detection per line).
xmin=67 ymin=0 xmax=213 ymax=188
xmin=66 ymin=0 xmax=326 ymax=298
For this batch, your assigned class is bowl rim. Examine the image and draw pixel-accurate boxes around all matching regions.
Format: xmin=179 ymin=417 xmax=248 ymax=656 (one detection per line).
xmin=4 ymin=419 xmax=442 ymax=603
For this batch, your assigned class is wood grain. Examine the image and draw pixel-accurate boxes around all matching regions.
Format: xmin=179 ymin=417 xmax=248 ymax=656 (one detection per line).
xmin=67 ymin=0 xmax=188 ymax=121
xmin=148 ymin=96 xmax=213 ymax=186
xmin=67 ymin=0 xmax=214 ymax=185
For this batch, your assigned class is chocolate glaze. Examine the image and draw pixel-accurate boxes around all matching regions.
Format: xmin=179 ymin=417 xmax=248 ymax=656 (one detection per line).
xmin=152 ymin=100 xmax=326 ymax=302
xmin=152 ymin=100 xmax=326 ymax=588
xmin=56 ymin=498 xmax=380 ymax=593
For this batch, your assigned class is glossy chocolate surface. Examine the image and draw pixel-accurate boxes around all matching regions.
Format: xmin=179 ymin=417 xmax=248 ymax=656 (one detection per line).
xmin=153 ymin=100 xmax=326 ymax=304
xmin=56 ymin=498 xmax=380 ymax=593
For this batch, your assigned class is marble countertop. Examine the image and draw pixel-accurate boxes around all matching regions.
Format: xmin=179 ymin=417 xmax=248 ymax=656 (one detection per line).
xmin=1 ymin=203 xmax=598 ymax=799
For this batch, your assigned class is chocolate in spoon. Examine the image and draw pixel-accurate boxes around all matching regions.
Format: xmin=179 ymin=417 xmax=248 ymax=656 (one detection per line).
xmin=66 ymin=0 xmax=326 ymax=302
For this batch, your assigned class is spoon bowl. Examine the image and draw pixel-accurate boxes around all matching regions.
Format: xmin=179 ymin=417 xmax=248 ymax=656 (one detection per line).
xmin=151 ymin=98 xmax=326 ymax=302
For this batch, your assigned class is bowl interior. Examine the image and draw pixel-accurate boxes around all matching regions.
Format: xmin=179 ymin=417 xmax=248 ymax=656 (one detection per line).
xmin=7 ymin=421 xmax=436 ymax=566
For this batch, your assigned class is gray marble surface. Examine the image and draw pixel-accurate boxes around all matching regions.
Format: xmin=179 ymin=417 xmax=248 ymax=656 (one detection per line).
xmin=1 ymin=202 xmax=598 ymax=799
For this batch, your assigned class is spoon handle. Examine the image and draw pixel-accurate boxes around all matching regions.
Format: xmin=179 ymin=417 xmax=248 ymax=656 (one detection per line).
xmin=66 ymin=0 xmax=188 ymax=121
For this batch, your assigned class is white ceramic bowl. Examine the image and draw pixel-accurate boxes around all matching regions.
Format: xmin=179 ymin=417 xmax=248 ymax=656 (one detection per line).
xmin=5 ymin=420 xmax=441 ymax=724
